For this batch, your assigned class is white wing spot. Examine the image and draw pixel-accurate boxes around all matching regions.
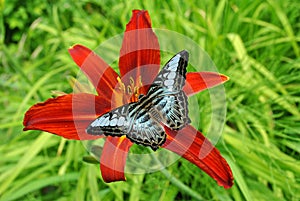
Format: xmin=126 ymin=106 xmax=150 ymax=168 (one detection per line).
xmin=104 ymin=117 xmax=110 ymax=126
xmin=124 ymin=120 xmax=130 ymax=127
xmin=167 ymin=72 xmax=176 ymax=79
xmin=98 ymin=117 xmax=105 ymax=126
xmin=117 ymin=116 xmax=126 ymax=126
xmin=90 ymin=119 xmax=99 ymax=127
xmin=164 ymin=79 xmax=175 ymax=86
xmin=169 ymin=64 xmax=178 ymax=71
xmin=110 ymin=118 xmax=118 ymax=126
xmin=168 ymin=55 xmax=180 ymax=67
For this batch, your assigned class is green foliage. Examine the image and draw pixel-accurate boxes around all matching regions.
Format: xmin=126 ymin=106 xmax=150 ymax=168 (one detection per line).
xmin=1 ymin=0 xmax=300 ymax=200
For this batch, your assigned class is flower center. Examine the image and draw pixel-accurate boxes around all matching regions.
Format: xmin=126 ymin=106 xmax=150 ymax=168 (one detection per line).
xmin=115 ymin=76 xmax=143 ymax=105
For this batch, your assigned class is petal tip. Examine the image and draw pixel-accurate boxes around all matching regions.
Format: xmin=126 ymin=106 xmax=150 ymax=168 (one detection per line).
xmin=219 ymin=171 xmax=234 ymax=189
xmin=126 ymin=9 xmax=152 ymax=30
xmin=219 ymin=73 xmax=230 ymax=83
xmin=68 ymin=44 xmax=93 ymax=67
xmin=68 ymin=44 xmax=83 ymax=54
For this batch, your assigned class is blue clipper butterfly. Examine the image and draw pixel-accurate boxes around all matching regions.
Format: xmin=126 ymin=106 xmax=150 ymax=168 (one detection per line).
xmin=86 ymin=50 xmax=191 ymax=151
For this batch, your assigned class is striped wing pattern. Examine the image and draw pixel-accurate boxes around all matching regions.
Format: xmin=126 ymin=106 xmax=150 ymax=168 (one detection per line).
xmin=86 ymin=50 xmax=190 ymax=151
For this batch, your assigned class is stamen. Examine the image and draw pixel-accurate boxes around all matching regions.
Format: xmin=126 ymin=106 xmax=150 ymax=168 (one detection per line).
xmin=117 ymin=77 xmax=126 ymax=94
xmin=126 ymin=76 xmax=143 ymax=102
xmin=127 ymin=85 xmax=132 ymax=94
xmin=129 ymin=77 xmax=135 ymax=87
xmin=139 ymin=76 xmax=143 ymax=86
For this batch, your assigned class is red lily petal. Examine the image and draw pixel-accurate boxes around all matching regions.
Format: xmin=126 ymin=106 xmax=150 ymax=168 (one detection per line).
xmin=23 ymin=93 xmax=111 ymax=140
xmin=100 ymin=136 xmax=133 ymax=182
xmin=184 ymin=72 xmax=229 ymax=96
xmin=162 ymin=125 xmax=233 ymax=188
xmin=69 ymin=45 xmax=119 ymax=101
xmin=119 ymin=10 xmax=160 ymax=89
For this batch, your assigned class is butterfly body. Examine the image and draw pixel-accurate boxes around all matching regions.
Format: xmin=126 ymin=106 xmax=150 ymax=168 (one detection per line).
xmin=87 ymin=50 xmax=190 ymax=151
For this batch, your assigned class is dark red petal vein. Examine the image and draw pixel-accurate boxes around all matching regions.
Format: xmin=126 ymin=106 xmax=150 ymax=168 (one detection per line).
xmin=163 ymin=125 xmax=233 ymax=188
xmin=69 ymin=45 xmax=119 ymax=101
xmin=184 ymin=72 xmax=229 ymax=96
xmin=100 ymin=136 xmax=133 ymax=182
xmin=23 ymin=93 xmax=111 ymax=140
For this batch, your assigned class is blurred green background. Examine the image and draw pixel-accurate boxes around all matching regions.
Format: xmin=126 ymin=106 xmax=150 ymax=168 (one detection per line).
xmin=1 ymin=0 xmax=300 ymax=200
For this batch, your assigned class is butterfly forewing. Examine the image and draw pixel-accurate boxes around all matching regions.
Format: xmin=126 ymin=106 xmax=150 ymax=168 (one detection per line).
xmin=87 ymin=50 xmax=190 ymax=151
xmin=149 ymin=50 xmax=190 ymax=129
xmin=151 ymin=50 xmax=188 ymax=92
xmin=86 ymin=103 xmax=136 ymax=136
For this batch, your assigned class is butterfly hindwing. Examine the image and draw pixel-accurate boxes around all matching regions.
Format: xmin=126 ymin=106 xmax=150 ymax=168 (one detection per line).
xmin=127 ymin=106 xmax=165 ymax=151
xmin=152 ymin=91 xmax=190 ymax=130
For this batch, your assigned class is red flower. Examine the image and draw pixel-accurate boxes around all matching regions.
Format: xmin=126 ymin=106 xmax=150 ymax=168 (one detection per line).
xmin=23 ymin=10 xmax=233 ymax=188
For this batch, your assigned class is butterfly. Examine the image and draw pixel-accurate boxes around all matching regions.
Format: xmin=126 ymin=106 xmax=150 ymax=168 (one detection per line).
xmin=86 ymin=50 xmax=191 ymax=151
